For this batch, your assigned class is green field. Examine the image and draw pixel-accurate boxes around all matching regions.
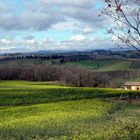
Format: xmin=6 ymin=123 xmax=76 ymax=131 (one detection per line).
xmin=0 ymin=59 xmax=140 ymax=72
xmin=63 ymin=60 xmax=140 ymax=71
xmin=0 ymin=81 xmax=140 ymax=140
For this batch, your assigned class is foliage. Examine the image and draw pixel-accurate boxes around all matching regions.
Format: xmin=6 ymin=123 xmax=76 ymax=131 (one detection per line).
xmin=0 ymin=59 xmax=140 ymax=88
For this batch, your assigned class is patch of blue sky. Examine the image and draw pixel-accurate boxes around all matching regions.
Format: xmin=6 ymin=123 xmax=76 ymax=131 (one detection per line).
xmin=87 ymin=29 xmax=109 ymax=39
xmin=8 ymin=0 xmax=25 ymax=14
xmin=95 ymin=2 xmax=103 ymax=9
xmin=35 ymin=30 xmax=73 ymax=41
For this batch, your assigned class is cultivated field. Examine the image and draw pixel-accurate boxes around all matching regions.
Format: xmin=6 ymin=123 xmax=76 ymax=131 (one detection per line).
xmin=0 ymin=81 xmax=140 ymax=140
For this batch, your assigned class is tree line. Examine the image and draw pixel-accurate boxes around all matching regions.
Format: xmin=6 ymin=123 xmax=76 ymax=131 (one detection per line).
xmin=0 ymin=64 xmax=140 ymax=88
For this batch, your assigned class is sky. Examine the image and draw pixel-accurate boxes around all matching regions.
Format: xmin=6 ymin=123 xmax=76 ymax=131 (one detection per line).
xmin=0 ymin=0 xmax=114 ymax=53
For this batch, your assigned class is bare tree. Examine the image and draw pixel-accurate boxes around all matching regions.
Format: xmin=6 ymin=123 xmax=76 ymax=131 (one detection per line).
xmin=102 ymin=0 xmax=140 ymax=52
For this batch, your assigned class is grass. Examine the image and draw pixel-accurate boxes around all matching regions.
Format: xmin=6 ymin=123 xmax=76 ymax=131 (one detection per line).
xmin=98 ymin=61 xmax=131 ymax=71
xmin=63 ymin=60 xmax=117 ymax=70
xmin=130 ymin=61 xmax=140 ymax=69
xmin=63 ymin=60 xmax=140 ymax=71
xmin=0 ymin=81 xmax=139 ymax=106
xmin=0 ymin=81 xmax=140 ymax=140
xmin=0 ymin=99 xmax=112 ymax=139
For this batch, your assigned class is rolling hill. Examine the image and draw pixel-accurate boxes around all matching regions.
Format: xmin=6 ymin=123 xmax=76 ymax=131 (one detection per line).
xmin=63 ymin=60 xmax=140 ymax=71
xmin=0 ymin=59 xmax=140 ymax=72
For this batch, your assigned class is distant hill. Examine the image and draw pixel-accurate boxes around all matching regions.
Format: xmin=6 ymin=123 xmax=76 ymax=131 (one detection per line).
xmin=0 ymin=49 xmax=139 ymax=72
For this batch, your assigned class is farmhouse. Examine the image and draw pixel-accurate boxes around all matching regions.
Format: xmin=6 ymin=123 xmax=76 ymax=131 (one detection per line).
xmin=124 ymin=82 xmax=140 ymax=90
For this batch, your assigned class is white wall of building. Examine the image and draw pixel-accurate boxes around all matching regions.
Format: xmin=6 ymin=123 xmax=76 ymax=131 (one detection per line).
xmin=131 ymin=86 xmax=140 ymax=90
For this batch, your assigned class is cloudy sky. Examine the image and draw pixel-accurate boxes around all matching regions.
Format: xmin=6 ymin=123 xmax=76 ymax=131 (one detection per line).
xmin=0 ymin=0 xmax=113 ymax=53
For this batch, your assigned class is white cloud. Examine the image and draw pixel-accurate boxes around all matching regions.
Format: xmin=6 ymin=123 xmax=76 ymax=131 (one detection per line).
xmin=0 ymin=10 xmax=64 ymax=31
xmin=0 ymin=0 xmax=115 ymax=53
xmin=112 ymin=35 xmax=119 ymax=42
xmin=0 ymin=0 xmax=106 ymax=31
xmin=70 ymin=34 xmax=86 ymax=42
xmin=0 ymin=35 xmax=115 ymax=53
xmin=83 ymin=26 xmax=94 ymax=34
xmin=51 ymin=18 xmax=79 ymax=31
xmin=38 ymin=0 xmax=93 ymax=8
xmin=0 ymin=38 xmax=11 ymax=45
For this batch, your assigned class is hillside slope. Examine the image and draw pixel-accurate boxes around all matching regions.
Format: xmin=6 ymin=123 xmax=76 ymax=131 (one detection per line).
xmin=64 ymin=60 xmax=140 ymax=71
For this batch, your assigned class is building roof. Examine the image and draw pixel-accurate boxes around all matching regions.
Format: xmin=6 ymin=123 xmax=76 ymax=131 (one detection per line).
xmin=124 ymin=82 xmax=140 ymax=86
